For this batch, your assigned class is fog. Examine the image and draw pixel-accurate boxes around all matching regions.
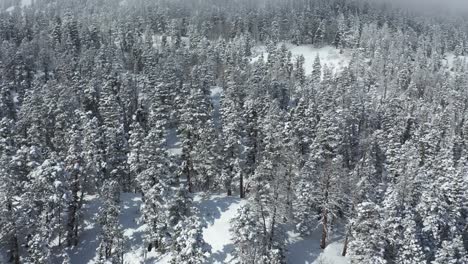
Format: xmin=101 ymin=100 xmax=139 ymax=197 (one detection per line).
xmin=374 ymin=0 xmax=468 ymax=13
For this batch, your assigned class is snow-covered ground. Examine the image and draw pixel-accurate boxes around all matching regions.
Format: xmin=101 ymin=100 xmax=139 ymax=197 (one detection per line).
xmin=210 ymin=86 xmax=223 ymax=129
xmin=68 ymin=195 xmax=102 ymax=263
xmin=252 ymin=43 xmax=351 ymax=75
xmin=69 ymin=192 xmax=349 ymax=263
xmin=166 ymin=127 xmax=182 ymax=156
xmin=194 ymin=194 xmax=246 ymax=264
xmin=119 ymin=193 xmax=163 ymax=264
xmin=5 ymin=0 xmax=32 ymax=12
xmin=443 ymin=53 xmax=468 ymax=70
xmin=286 ymin=228 xmax=349 ymax=264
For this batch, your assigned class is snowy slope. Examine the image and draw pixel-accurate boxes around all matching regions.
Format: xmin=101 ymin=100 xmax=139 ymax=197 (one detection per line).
xmin=210 ymin=86 xmax=223 ymax=129
xmin=252 ymin=43 xmax=350 ymax=75
xmin=194 ymin=194 xmax=246 ymax=264
xmin=286 ymin=228 xmax=349 ymax=264
xmin=68 ymin=195 xmax=102 ymax=263
xmin=166 ymin=127 xmax=182 ymax=156
xmin=69 ymin=193 xmax=350 ymax=264
xmin=443 ymin=53 xmax=468 ymax=70
xmin=5 ymin=0 xmax=32 ymax=12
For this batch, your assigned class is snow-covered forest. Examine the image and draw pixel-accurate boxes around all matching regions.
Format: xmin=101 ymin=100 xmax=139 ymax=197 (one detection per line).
xmin=0 ymin=0 xmax=467 ymax=263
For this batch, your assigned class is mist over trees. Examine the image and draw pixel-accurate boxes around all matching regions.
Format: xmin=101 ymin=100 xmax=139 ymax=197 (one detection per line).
xmin=0 ymin=0 xmax=467 ymax=263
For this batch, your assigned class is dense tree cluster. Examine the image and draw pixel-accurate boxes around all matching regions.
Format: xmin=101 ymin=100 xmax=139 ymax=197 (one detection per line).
xmin=0 ymin=0 xmax=467 ymax=263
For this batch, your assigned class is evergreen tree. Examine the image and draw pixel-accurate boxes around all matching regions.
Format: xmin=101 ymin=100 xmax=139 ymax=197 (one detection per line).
xmin=170 ymin=211 xmax=211 ymax=264
xmin=349 ymin=202 xmax=387 ymax=264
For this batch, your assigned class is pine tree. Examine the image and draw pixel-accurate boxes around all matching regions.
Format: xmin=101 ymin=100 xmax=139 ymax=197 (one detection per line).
xmin=65 ymin=124 xmax=87 ymax=247
xmin=138 ymin=126 xmax=173 ymax=252
xmin=170 ymin=211 xmax=211 ymax=264
xmin=97 ymin=180 xmax=124 ymax=263
xmin=230 ymin=204 xmax=265 ymax=263
xmin=127 ymin=117 xmax=145 ymax=192
xmin=432 ymin=236 xmax=468 ymax=264
xmin=395 ymin=214 xmax=427 ymax=264
xmin=349 ymin=201 xmax=387 ymax=264
xmin=220 ymin=74 xmax=244 ymax=196
xmin=311 ymin=54 xmax=322 ymax=87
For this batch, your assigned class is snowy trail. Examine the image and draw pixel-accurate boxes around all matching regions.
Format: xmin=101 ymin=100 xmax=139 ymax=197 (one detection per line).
xmin=194 ymin=194 xmax=246 ymax=264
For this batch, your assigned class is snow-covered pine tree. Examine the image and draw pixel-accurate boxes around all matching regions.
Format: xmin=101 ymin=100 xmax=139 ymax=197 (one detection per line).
xmin=127 ymin=117 xmax=146 ymax=192
xmin=432 ymin=235 xmax=468 ymax=264
xmin=395 ymin=213 xmax=427 ymax=264
xmin=349 ymin=201 xmax=387 ymax=264
xmin=220 ymin=66 xmax=245 ymax=196
xmin=170 ymin=210 xmax=211 ymax=264
xmin=230 ymin=204 xmax=265 ymax=263
xmin=137 ymin=125 xmax=173 ymax=252
xmin=97 ymin=180 xmax=124 ymax=263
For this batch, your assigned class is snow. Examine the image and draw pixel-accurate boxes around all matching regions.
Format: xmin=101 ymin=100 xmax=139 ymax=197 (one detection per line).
xmin=119 ymin=193 xmax=162 ymax=264
xmin=68 ymin=195 xmax=102 ymax=264
xmin=443 ymin=53 xmax=468 ymax=70
xmin=166 ymin=127 xmax=182 ymax=156
xmin=252 ymin=43 xmax=351 ymax=75
xmin=5 ymin=0 xmax=32 ymax=12
xmin=151 ymin=35 xmax=190 ymax=49
xmin=286 ymin=228 xmax=349 ymax=264
xmin=194 ymin=194 xmax=246 ymax=263
xmin=69 ymin=192 xmax=350 ymax=264
xmin=69 ymin=193 xmax=246 ymax=263
xmin=210 ymin=86 xmax=223 ymax=129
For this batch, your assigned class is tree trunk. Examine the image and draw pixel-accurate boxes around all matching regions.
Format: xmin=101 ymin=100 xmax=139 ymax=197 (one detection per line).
xmin=342 ymin=232 xmax=349 ymax=256
xmin=186 ymin=132 xmax=194 ymax=193
xmin=285 ymin=165 xmax=293 ymax=220
xmin=321 ymin=169 xmax=330 ymax=249
xmin=187 ymin=161 xmax=193 ymax=193
xmin=7 ymin=201 xmax=20 ymax=264
xmin=320 ymin=208 xmax=328 ymax=249
xmin=10 ymin=229 xmax=20 ymax=264
xmin=239 ymin=171 xmax=244 ymax=198
xmin=67 ymin=169 xmax=80 ymax=247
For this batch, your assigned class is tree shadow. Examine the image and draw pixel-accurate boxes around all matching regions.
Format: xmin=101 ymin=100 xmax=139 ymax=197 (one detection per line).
xmin=194 ymin=195 xmax=239 ymax=226
xmin=69 ymin=195 xmax=102 ymax=264
xmin=119 ymin=193 xmax=145 ymax=252
xmin=285 ymin=224 xmax=346 ymax=264
xmin=207 ymin=243 xmax=235 ymax=264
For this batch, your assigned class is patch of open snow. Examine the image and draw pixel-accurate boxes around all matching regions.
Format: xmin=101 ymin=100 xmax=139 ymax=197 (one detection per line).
xmin=166 ymin=127 xmax=182 ymax=156
xmin=443 ymin=53 xmax=468 ymax=70
xmin=151 ymin=35 xmax=190 ymax=50
xmin=119 ymin=193 xmax=163 ymax=264
xmin=68 ymin=195 xmax=101 ymax=264
xmin=210 ymin=86 xmax=223 ymax=129
xmin=286 ymin=226 xmax=349 ymax=264
xmin=5 ymin=0 xmax=32 ymax=12
xmin=69 ymin=192 xmax=349 ymax=264
xmin=252 ymin=43 xmax=351 ymax=75
xmin=210 ymin=86 xmax=223 ymax=98
xmin=194 ymin=194 xmax=247 ymax=264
